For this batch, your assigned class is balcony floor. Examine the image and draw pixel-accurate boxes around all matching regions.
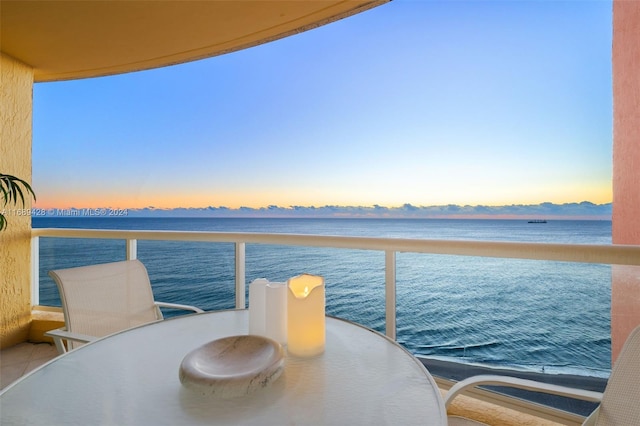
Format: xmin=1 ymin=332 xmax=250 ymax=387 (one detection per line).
xmin=1 ymin=342 xmax=58 ymax=391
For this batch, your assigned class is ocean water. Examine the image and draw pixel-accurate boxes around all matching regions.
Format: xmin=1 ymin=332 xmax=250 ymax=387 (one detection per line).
xmin=33 ymin=217 xmax=612 ymax=377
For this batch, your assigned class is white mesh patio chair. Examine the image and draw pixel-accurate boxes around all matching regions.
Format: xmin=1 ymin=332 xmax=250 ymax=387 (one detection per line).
xmin=445 ymin=324 xmax=640 ymax=425
xmin=45 ymin=259 xmax=203 ymax=354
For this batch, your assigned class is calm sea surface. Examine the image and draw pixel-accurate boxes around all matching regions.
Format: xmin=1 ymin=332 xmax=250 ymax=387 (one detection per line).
xmin=33 ymin=217 xmax=612 ymax=377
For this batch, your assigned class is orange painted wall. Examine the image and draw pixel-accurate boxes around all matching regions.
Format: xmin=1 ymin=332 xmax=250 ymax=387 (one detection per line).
xmin=611 ymin=0 xmax=640 ymax=361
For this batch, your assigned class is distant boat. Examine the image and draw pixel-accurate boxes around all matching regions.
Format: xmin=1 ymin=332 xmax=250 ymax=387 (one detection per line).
xmin=528 ymin=219 xmax=547 ymax=223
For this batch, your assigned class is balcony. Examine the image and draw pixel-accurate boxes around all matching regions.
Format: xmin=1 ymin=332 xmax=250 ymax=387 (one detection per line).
xmin=3 ymin=225 xmax=637 ymax=424
xmin=2 ymin=1 xmax=639 ymax=423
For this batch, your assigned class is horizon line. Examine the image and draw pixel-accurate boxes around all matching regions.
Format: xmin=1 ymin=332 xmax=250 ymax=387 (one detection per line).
xmin=31 ymin=201 xmax=612 ymax=220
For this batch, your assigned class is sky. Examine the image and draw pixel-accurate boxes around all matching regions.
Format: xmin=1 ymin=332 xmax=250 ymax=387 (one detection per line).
xmin=32 ymin=0 xmax=613 ymax=217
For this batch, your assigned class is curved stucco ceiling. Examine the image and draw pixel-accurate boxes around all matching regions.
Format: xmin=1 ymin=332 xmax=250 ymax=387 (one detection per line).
xmin=1 ymin=0 xmax=387 ymax=82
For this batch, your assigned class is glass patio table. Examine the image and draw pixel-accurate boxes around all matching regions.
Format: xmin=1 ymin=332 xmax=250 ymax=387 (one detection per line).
xmin=0 ymin=310 xmax=446 ymax=425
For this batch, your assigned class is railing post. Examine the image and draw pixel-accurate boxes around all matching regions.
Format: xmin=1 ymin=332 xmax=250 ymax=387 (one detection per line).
xmin=235 ymin=242 xmax=246 ymax=309
xmin=385 ymin=250 xmax=396 ymax=340
xmin=31 ymin=235 xmax=40 ymax=307
xmin=126 ymin=239 xmax=137 ymax=260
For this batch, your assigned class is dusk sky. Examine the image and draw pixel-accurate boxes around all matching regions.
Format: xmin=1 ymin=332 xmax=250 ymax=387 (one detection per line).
xmin=32 ymin=0 xmax=613 ymax=213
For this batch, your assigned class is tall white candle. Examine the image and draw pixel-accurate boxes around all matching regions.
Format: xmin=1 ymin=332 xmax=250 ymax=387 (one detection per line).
xmin=249 ymin=278 xmax=268 ymax=336
xmin=287 ymin=274 xmax=325 ymax=357
xmin=265 ymin=282 xmax=287 ymax=344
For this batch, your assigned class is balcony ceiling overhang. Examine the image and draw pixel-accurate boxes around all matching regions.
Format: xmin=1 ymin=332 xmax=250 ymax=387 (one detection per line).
xmin=1 ymin=0 xmax=388 ymax=83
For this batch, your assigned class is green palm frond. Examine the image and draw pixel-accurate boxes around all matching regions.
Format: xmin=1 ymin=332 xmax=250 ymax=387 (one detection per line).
xmin=0 ymin=173 xmax=37 ymax=231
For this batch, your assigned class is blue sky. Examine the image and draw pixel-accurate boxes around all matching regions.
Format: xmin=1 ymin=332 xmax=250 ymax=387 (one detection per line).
xmin=33 ymin=0 xmax=613 ymax=215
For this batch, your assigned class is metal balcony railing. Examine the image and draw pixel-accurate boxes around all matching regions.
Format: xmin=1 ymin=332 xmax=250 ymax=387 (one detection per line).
xmin=31 ymin=227 xmax=640 ymax=340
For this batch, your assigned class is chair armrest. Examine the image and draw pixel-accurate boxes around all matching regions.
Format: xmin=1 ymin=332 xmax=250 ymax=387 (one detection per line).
xmin=154 ymin=301 xmax=204 ymax=313
xmin=444 ymin=374 xmax=603 ymax=409
xmin=45 ymin=328 xmax=97 ymax=354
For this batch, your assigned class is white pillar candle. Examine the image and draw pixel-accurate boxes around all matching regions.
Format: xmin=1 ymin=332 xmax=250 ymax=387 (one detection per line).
xmin=265 ymin=282 xmax=287 ymax=345
xmin=249 ymin=278 xmax=268 ymax=336
xmin=287 ymin=274 xmax=325 ymax=357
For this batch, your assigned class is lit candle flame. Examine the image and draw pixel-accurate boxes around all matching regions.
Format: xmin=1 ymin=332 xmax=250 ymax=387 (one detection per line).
xmin=303 ymin=286 xmax=309 ymax=297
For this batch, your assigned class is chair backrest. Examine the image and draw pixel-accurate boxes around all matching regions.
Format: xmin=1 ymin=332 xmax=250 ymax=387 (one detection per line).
xmin=49 ymin=260 xmax=160 ymax=347
xmin=595 ymin=324 xmax=640 ymax=425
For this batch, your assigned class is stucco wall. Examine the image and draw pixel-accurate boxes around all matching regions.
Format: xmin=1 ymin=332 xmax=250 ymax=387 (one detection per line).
xmin=612 ymin=1 xmax=640 ymax=360
xmin=0 ymin=53 xmax=34 ymax=349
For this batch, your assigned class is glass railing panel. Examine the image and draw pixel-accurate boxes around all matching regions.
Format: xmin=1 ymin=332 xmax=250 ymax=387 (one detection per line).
xmin=244 ymin=244 xmax=386 ymax=333
xmin=137 ymin=240 xmax=237 ymax=314
xmin=396 ymin=252 xmax=612 ymax=378
xmin=38 ymin=237 xmax=126 ymax=307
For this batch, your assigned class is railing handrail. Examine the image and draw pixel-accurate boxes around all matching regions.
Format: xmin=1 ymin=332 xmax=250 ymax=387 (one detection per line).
xmin=32 ymin=227 xmax=640 ymax=265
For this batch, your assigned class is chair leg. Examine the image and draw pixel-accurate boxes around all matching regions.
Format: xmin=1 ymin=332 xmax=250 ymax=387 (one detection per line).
xmin=51 ymin=337 xmax=67 ymax=354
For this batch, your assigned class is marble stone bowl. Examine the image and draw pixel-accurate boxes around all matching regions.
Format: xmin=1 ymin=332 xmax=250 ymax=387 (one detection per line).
xmin=179 ymin=335 xmax=285 ymax=398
